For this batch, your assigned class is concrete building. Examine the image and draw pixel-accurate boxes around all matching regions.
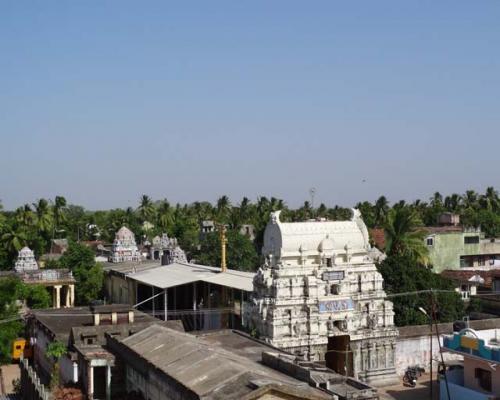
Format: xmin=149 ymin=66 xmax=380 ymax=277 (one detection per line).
xmin=104 ymin=260 xmax=254 ymax=331
xmin=200 ymin=220 xmax=216 ymax=239
xmin=248 ymin=210 xmax=398 ymax=387
xmin=29 ymin=304 xmax=182 ymax=400
xmin=109 ymin=227 xmax=141 ymax=263
xmin=441 ymin=328 xmax=500 ymax=399
xmin=12 ymin=246 xmax=75 ymax=308
xmin=107 ymin=324 xmax=376 ymax=400
xmin=424 ymin=225 xmax=500 ymax=273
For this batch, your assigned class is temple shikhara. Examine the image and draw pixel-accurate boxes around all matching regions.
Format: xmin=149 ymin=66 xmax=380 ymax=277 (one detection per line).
xmin=14 ymin=246 xmax=39 ymax=272
xmin=248 ymin=209 xmax=398 ymax=386
xmin=149 ymin=233 xmax=187 ymax=264
xmin=13 ymin=247 xmax=75 ymax=308
xmin=109 ymin=226 xmax=141 ymax=263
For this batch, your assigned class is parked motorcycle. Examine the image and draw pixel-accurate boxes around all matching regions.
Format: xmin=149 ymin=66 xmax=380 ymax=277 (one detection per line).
xmin=403 ymin=366 xmax=425 ymax=387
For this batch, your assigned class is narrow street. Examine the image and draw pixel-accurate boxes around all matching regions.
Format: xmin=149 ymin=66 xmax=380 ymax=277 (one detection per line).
xmin=379 ymin=373 xmax=440 ymax=400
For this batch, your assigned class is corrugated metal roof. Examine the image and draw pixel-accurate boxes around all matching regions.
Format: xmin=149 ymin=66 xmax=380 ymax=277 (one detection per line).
xmin=127 ymin=262 xmax=255 ymax=292
xmin=203 ymin=269 xmax=254 ymax=292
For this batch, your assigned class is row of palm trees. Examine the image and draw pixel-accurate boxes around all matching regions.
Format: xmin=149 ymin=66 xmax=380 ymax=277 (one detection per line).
xmin=1 ymin=187 xmax=498 ymax=269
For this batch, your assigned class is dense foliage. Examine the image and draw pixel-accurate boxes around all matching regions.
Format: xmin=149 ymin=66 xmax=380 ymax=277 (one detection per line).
xmin=195 ymin=231 xmax=259 ymax=272
xmin=0 ymin=276 xmax=51 ymax=363
xmin=59 ymin=243 xmax=104 ymax=306
xmin=0 ymin=187 xmax=498 ymax=333
xmin=378 ymin=255 xmax=464 ymax=326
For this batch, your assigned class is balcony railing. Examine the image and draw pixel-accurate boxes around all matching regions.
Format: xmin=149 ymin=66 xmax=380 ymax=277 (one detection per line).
xmin=19 ymin=269 xmax=74 ymax=283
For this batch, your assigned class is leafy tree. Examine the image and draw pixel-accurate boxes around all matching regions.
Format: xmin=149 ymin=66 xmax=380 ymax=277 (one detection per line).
xmin=138 ymin=194 xmax=155 ymax=223
xmin=355 ymin=201 xmax=375 ymax=228
xmin=52 ymin=196 xmax=67 ymax=239
xmin=34 ymin=198 xmax=53 ymax=234
xmin=22 ymin=285 xmax=51 ymax=309
xmin=378 ymin=254 xmax=464 ymax=326
xmin=374 ymin=196 xmax=389 ymax=226
xmin=59 ymin=243 xmax=104 ymax=305
xmin=216 ymin=195 xmax=231 ymax=223
xmin=0 ymin=277 xmax=50 ymax=363
xmin=46 ymin=341 xmax=67 ymax=390
xmin=1 ymin=228 xmax=27 ymax=254
xmin=157 ymin=199 xmax=174 ymax=233
xmin=384 ymin=206 xmax=429 ymax=265
xmin=195 ymin=230 xmax=259 ymax=272
xmin=0 ymin=277 xmax=23 ymax=364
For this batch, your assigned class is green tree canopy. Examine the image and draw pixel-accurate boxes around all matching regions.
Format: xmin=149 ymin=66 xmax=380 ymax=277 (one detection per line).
xmin=195 ymin=230 xmax=259 ymax=272
xmin=377 ymin=254 xmax=464 ymax=326
xmin=0 ymin=276 xmax=51 ymax=363
xmin=384 ymin=206 xmax=429 ymax=265
xmin=59 ymin=243 xmax=104 ymax=305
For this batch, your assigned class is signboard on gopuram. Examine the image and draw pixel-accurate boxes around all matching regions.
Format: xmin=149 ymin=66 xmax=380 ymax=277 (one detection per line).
xmin=319 ymin=298 xmax=354 ymax=313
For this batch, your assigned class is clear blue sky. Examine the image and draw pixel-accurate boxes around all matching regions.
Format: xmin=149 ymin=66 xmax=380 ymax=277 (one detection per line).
xmin=1 ymin=1 xmax=499 ymax=210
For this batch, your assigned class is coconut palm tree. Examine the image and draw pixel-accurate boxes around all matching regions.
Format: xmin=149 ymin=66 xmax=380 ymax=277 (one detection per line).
xmin=463 ymin=190 xmax=478 ymax=210
xmin=138 ymin=195 xmax=156 ymax=223
xmin=216 ymin=195 xmax=231 ymax=222
xmin=53 ymin=196 xmax=67 ymax=230
xmin=2 ymin=228 xmax=27 ymax=254
xmin=374 ymin=196 xmax=389 ymax=226
xmin=15 ymin=205 xmax=36 ymax=228
xmin=33 ymin=199 xmax=53 ymax=233
xmin=430 ymin=192 xmax=443 ymax=208
xmin=157 ymin=200 xmax=174 ymax=231
xmin=444 ymin=193 xmax=462 ymax=213
xmin=480 ymin=187 xmax=499 ymax=212
xmin=384 ymin=206 xmax=429 ymax=265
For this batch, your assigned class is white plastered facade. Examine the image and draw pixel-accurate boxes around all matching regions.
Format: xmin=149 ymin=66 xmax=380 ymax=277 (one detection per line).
xmin=248 ymin=209 xmax=398 ymax=386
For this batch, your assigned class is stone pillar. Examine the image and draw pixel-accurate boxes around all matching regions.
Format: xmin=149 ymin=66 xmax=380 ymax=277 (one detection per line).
xmin=65 ymin=286 xmax=71 ymax=307
xmin=88 ymin=365 xmax=94 ymax=400
xmin=54 ymin=285 xmax=62 ymax=309
xmin=106 ymin=365 xmax=112 ymax=400
xmin=69 ymin=284 xmax=75 ymax=307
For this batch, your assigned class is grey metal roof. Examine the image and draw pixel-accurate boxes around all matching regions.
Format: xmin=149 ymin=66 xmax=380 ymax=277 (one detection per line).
xmin=121 ymin=262 xmax=255 ymax=292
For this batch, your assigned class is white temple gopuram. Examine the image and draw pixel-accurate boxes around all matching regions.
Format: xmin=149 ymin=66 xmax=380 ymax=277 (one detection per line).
xmin=248 ymin=209 xmax=398 ymax=386
xmin=14 ymin=246 xmax=39 ymax=272
xmin=149 ymin=233 xmax=187 ymax=264
xmin=13 ymin=247 xmax=75 ymax=308
xmin=109 ymin=226 xmax=141 ymax=263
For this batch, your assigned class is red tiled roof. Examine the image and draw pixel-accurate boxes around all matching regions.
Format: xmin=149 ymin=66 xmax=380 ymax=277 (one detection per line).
xmin=369 ymin=228 xmax=385 ymax=250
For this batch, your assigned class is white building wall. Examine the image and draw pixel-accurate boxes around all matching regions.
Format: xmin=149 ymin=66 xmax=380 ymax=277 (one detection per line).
xmin=395 ymin=328 xmax=500 ymax=375
xmin=59 ymin=355 xmax=77 ymax=384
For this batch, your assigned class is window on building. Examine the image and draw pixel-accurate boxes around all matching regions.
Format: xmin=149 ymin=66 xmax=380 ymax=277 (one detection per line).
xmin=475 ymin=368 xmax=492 ymax=392
xmin=330 ymin=284 xmax=340 ymax=295
xmin=426 ymin=237 xmax=434 ymax=246
xmin=478 ymin=256 xmax=485 ymax=266
xmin=326 ymin=258 xmax=332 ymax=268
xmin=465 ymin=236 xmax=480 ymax=244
